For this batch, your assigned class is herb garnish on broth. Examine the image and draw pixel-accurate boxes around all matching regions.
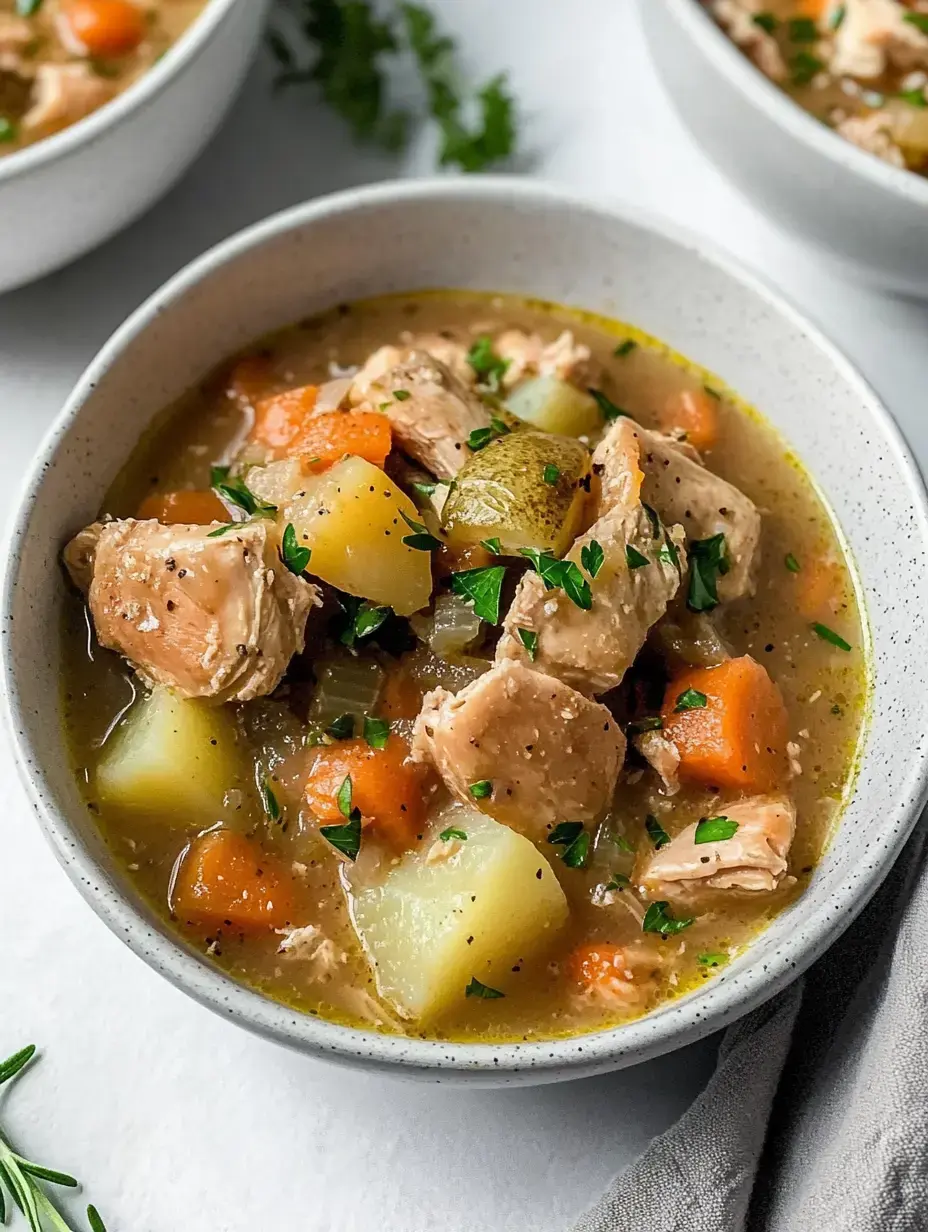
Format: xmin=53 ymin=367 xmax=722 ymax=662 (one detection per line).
xmin=582 ymin=540 xmax=605 ymax=578
xmin=645 ymin=815 xmax=671 ymax=850
xmin=694 ymin=816 xmax=739 ymax=844
xmin=450 ymin=565 xmax=506 ymax=623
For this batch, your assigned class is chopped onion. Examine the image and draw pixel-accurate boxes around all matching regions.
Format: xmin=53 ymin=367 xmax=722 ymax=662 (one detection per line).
xmin=246 ymin=459 xmax=308 ymax=508
xmin=430 ymin=593 xmax=483 ymax=658
xmin=315 ymin=377 xmax=353 ymax=414
xmin=309 ymin=656 xmax=384 ymax=729
xmin=403 ymin=645 xmax=490 ymax=694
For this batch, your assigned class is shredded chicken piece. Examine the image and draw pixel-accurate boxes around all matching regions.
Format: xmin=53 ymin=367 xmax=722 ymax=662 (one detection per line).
xmin=633 ymin=729 xmax=681 ymax=795
xmin=711 ymin=0 xmax=787 ymax=81
xmin=23 ymin=63 xmax=112 ymax=135
xmin=0 ymin=14 xmax=33 ymax=54
xmin=494 ymin=329 xmax=598 ymax=389
xmin=837 ymin=111 xmax=906 ymax=166
xmin=349 ymin=345 xmax=403 ymax=405
xmin=400 ymin=332 xmax=475 ymax=383
xmin=830 ymin=0 xmax=928 ymax=79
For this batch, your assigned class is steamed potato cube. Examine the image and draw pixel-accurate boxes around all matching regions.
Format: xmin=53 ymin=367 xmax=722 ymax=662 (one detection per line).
xmin=352 ymin=811 xmax=568 ymax=1020
xmin=506 ymin=375 xmax=601 ymax=437
xmin=441 ymin=430 xmax=590 ymax=556
xmin=95 ymin=688 xmax=247 ymax=825
xmin=284 ymin=455 xmax=432 ymax=616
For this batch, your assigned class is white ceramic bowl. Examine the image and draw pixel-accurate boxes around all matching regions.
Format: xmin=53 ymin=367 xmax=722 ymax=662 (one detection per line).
xmin=641 ymin=0 xmax=928 ymax=296
xmin=4 ymin=179 xmax=928 ymax=1085
xmin=0 ymin=0 xmax=269 ymax=294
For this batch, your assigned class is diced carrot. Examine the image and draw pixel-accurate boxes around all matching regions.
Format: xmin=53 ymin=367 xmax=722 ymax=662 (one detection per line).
xmin=251 ymin=385 xmax=319 ymax=454
xmin=796 ymin=0 xmax=827 ymax=16
xmin=293 ymin=411 xmax=392 ymax=473
xmin=137 ymin=489 xmax=229 ymax=525
xmin=568 ymin=943 xmax=629 ymax=991
xmin=173 ymin=830 xmax=306 ymax=932
xmin=227 ymin=355 xmax=277 ymax=410
xmin=659 ymin=388 xmax=719 ymax=452
xmin=304 ymin=734 xmax=428 ymax=849
xmin=379 ymin=667 xmax=424 ymax=720
xmin=61 ymin=0 xmax=145 ymax=56
xmin=794 ymin=556 xmax=844 ymax=621
xmin=662 ymin=656 xmax=789 ymax=793
xmin=567 ymin=943 xmax=658 ymax=1005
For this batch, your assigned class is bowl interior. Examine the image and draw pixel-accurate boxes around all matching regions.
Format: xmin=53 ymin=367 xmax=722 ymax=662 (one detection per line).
xmin=6 ymin=182 xmax=928 ymax=1082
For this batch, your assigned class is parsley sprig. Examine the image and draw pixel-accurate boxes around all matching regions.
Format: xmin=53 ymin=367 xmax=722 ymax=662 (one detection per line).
xmin=210 ymin=465 xmax=277 ymax=519
xmin=519 ymin=548 xmax=592 ymax=610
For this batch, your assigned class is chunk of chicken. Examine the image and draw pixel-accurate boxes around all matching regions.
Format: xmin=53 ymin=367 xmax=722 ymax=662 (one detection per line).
xmin=64 ymin=519 xmax=320 ymax=703
xmin=494 ymin=329 xmax=598 ymax=390
xmin=710 ymin=0 xmax=787 ymax=81
xmin=349 ymin=345 xmax=402 ymax=405
xmin=0 ymin=14 xmax=33 ymax=54
xmin=359 ymin=350 xmax=491 ymax=480
xmin=497 ymin=419 xmax=685 ymax=694
xmin=411 ymin=659 xmax=625 ymax=841
xmin=636 ymin=424 xmax=761 ymax=601
xmin=401 ymin=332 xmax=476 ymax=384
xmin=640 ymin=795 xmax=797 ymax=903
xmin=837 ymin=111 xmax=905 ymax=167
xmin=633 ymin=730 xmax=681 ymax=796
xmin=829 ymin=0 xmax=928 ymax=80
xmin=23 ymin=63 xmax=112 ymax=135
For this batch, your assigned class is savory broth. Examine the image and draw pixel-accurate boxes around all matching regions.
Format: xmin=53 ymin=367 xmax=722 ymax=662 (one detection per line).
xmin=61 ymin=291 xmax=867 ymax=1043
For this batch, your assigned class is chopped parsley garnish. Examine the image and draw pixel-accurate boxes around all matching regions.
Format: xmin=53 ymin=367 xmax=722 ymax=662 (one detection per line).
xmin=392 ymin=388 xmax=411 ymax=401
xmin=687 ymin=533 xmax=730 ymax=612
xmin=467 ymin=416 xmax=510 ymax=450
xmin=614 ymin=339 xmax=637 ymax=358
xmin=790 ymin=50 xmax=824 ymax=85
xmin=280 ymin=522 xmax=312 ymax=577
xmin=319 ymin=775 xmax=363 ymax=859
xmin=626 ymin=545 xmax=649 ymax=570
xmin=465 ymin=977 xmax=505 ymax=999
xmin=785 ymin=552 xmax=800 ymax=573
xmin=658 ymin=534 xmax=682 ymax=575
xmin=469 ymin=779 xmax=492 ymax=799
xmin=450 ymin=564 xmax=507 ymax=624
xmin=338 ymin=596 xmax=392 ymax=647
xmin=543 ymin=463 xmax=561 ymax=486
xmin=642 ymin=900 xmax=694 ymax=937
xmin=440 ymin=826 xmax=468 ymax=842
xmin=207 ymin=522 xmax=244 ymax=538
xmin=260 ymin=777 xmax=281 ymax=822
xmin=811 ymin=622 xmax=852 ymax=652
xmin=697 ymin=951 xmax=729 ymax=968
xmin=548 ymin=822 xmax=590 ymax=869
xmin=517 ymin=627 xmax=538 ymax=660
xmin=610 ymin=833 xmax=635 ymax=853
xmin=694 ymin=815 xmax=739 ymax=844
xmin=16 ymin=0 xmax=43 ymax=14
xmin=751 ymin=11 xmax=778 ymax=33
xmin=643 ymin=503 xmax=661 ymax=539
xmin=400 ymin=509 xmax=441 ymax=551
xmin=465 ymin=335 xmax=510 ymax=387
xmin=605 ymin=872 xmax=630 ymax=891
xmin=0 ymin=118 xmax=17 ymax=143
xmin=674 ymin=687 xmax=708 ymax=712
xmin=363 ymin=715 xmax=391 ymax=750
xmin=645 ymin=814 xmax=671 ymax=850
xmin=627 ymin=715 xmax=663 ymax=735
xmin=581 ymin=540 xmax=605 ymax=579
xmin=588 ymin=387 xmax=630 ymax=422
xmin=899 ymin=88 xmax=928 ymax=108
xmin=481 ymin=537 xmax=502 ymax=555
xmin=787 ymin=17 xmax=818 ymax=42
xmin=829 ymin=4 xmax=846 ymax=30
xmin=211 ymin=465 xmax=277 ymax=518
xmin=904 ymin=12 xmax=928 ymax=35
xmin=337 ymin=775 xmax=360 ymax=819
xmin=325 ymin=713 xmax=355 ymax=740
xmin=519 ymin=548 xmax=592 ymax=610
xmin=411 ymin=479 xmax=437 ymax=499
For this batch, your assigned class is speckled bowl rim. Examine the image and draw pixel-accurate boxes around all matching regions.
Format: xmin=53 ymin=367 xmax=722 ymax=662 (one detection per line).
xmin=4 ymin=178 xmax=928 ymax=1083
xmin=0 ymin=0 xmax=240 ymax=185
xmin=668 ymin=0 xmax=928 ymax=206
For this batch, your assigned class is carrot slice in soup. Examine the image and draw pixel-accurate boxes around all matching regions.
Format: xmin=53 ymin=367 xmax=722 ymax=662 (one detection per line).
xmin=661 ymin=656 xmax=789 ymax=793
xmin=794 ymin=556 xmax=845 ymax=621
xmin=293 ymin=411 xmax=392 ymax=473
xmin=252 ymin=385 xmax=320 ymax=453
xmin=137 ymin=489 xmax=229 ymax=525
xmin=659 ymin=389 xmax=719 ymax=452
xmin=61 ymin=0 xmax=145 ymax=55
xmin=173 ymin=830 xmax=306 ymax=931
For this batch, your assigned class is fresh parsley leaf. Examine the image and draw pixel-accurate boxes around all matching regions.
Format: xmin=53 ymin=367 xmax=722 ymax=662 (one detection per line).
xmin=260 ymin=777 xmax=281 ymax=822
xmin=642 ymin=900 xmax=694 ymax=937
xmin=517 ymin=627 xmax=538 ymax=661
xmin=481 ymin=537 xmax=502 ymax=555
xmin=904 ymin=12 xmax=928 ymax=35
xmin=440 ymin=826 xmax=468 ymax=842
xmin=0 ymin=118 xmax=18 ymax=142
xmin=450 ymin=565 xmax=507 ymax=624
xmin=785 ymin=552 xmax=800 ymax=573
xmin=605 ymin=872 xmax=630 ymax=891
xmin=411 ymin=479 xmax=437 ymax=499
xmin=697 ymin=951 xmax=729 ymax=967
xmin=548 ymin=821 xmax=590 ymax=869
xmin=392 ymin=388 xmax=411 ymax=401
xmin=674 ymin=687 xmax=708 ymax=712
xmin=643 ymin=503 xmax=661 ymax=539
xmin=400 ymin=509 xmax=441 ymax=551
xmin=320 ymin=812 xmax=362 ymax=860
xmin=519 ymin=548 xmax=591 ymax=610
xmin=694 ymin=815 xmax=739 ymax=844
xmin=898 ymin=88 xmax=928 ymax=108
xmin=469 ymin=779 xmax=492 ymax=799
xmin=280 ymin=523 xmax=312 ymax=576
xmin=658 ymin=534 xmax=682 ymax=574
xmin=614 ymin=339 xmax=637 ymax=357
xmin=626 ymin=544 xmax=649 ymax=570
xmin=206 ymin=522 xmax=243 ymax=538
xmin=751 ymin=11 xmax=778 ymax=33
xmin=543 ymin=463 xmax=561 ymax=486
xmin=645 ymin=814 xmax=671 ymax=850
xmin=787 ymin=16 xmax=818 ymax=42
xmin=467 ymin=416 xmax=510 ymax=451
xmin=16 ymin=0 xmax=43 ymax=14
xmin=829 ymin=3 xmax=846 ymax=29
xmin=611 ymin=833 xmax=635 ymax=853
xmin=627 ymin=715 xmax=663 ymax=735
xmin=438 ymin=73 xmax=517 ymax=173
xmin=363 ymin=715 xmax=391 ymax=750
xmin=211 ymin=466 xmax=277 ymax=518
xmin=325 ymin=713 xmax=355 ymax=740
xmin=589 ymin=387 xmax=630 ymax=422
xmin=465 ymin=335 xmax=510 ymax=387
xmin=790 ymin=50 xmax=824 ymax=85
xmin=581 ymin=540 xmax=605 ymax=579
xmin=549 ymin=821 xmax=584 ymax=846
xmin=338 ymin=595 xmax=392 ymax=647
xmin=811 ymin=622 xmax=852 ymax=651
xmin=687 ymin=533 xmax=730 ymax=612
xmin=465 ymin=977 xmax=505 ymax=999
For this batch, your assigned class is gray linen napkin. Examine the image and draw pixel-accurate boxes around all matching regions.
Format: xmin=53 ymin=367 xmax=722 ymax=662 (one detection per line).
xmin=573 ymin=816 xmax=928 ymax=1232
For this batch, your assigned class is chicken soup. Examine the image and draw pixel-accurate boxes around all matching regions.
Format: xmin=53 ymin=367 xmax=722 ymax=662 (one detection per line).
xmin=61 ymin=292 xmax=867 ymax=1043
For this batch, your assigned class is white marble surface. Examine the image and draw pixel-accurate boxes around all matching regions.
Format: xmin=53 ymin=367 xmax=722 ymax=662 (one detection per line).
xmin=1 ymin=2 xmax=927 ymax=1229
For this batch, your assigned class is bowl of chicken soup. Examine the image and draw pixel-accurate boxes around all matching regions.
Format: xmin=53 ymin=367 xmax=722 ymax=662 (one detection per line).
xmin=641 ymin=0 xmax=928 ymax=295
xmin=0 ymin=0 xmax=269 ymax=293
xmin=4 ymin=178 xmax=928 ymax=1084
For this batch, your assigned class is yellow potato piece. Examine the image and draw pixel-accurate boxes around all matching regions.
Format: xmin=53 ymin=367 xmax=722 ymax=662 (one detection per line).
xmin=285 ymin=456 xmax=433 ymax=616
xmin=95 ymin=688 xmax=248 ymax=826
xmin=352 ymin=810 xmax=569 ymax=1021
xmin=506 ymin=375 xmax=601 ymax=437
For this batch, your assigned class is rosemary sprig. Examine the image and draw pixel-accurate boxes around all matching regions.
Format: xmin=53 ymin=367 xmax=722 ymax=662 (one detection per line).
xmin=0 ymin=1046 xmax=106 ymax=1231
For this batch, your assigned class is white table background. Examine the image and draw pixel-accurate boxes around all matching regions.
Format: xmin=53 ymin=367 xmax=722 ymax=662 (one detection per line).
xmin=1 ymin=3 xmax=927 ymax=1229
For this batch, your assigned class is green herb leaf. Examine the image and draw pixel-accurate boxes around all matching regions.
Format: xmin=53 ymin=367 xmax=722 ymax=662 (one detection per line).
xmin=206 ymin=522 xmax=245 ymax=538
xmin=674 ymin=687 xmax=708 ymax=712
xmin=481 ymin=537 xmax=502 ymax=555
xmin=517 ymin=627 xmax=538 ymax=660
xmin=694 ymin=815 xmax=739 ymax=844
xmin=643 ymin=503 xmax=661 ymax=539
xmin=519 ymin=548 xmax=592 ymax=610
xmin=400 ymin=509 xmax=441 ymax=551
xmin=18 ymin=1162 xmax=78 ymax=1188
xmin=465 ymin=335 xmax=510 ymax=387
xmin=450 ymin=565 xmax=507 ymax=624
xmin=0 ymin=1045 xmax=35 ymax=1087
xmin=605 ymin=872 xmax=630 ymax=891
xmin=363 ymin=715 xmax=391 ymax=750
xmin=549 ymin=821 xmax=584 ymax=846
xmin=548 ymin=822 xmax=590 ymax=868
xmin=0 ymin=118 xmax=18 ymax=143
xmin=790 ymin=50 xmax=824 ymax=85
xmin=280 ymin=523 xmax=312 ymax=576
xmin=614 ymin=339 xmax=637 ymax=357
xmin=642 ymin=900 xmax=694 ymax=937
xmin=320 ymin=812 xmax=362 ymax=860
xmin=465 ymin=976 xmax=505 ymax=999
xmin=338 ymin=594 xmax=392 ymax=647
xmin=411 ymin=479 xmax=437 ymax=499
xmin=829 ymin=4 xmax=846 ymax=30
xmin=627 ymin=715 xmax=663 ymax=735
xmin=589 ymin=387 xmax=630 ymax=422
xmin=785 ymin=552 xmax=800 ymax=573
xmin=645 ymin=814 xmax=671 ymax=850
xmin=325 ymin=713 xmax=355 ymax=741
xmin=260 ymin=777 xmax=281 ymax=822
xmin=687 ymin=533 xmax=730 ymax=612
xmin=788 ymin=16 xmax=818 ymax=42
xmin=16 ymin=0 xmax=43 ymax=14
xmin=611 ymin=833 xmax=635 ymax=853
xmin=703 ymin=384 xmax=721 ymax=400
xmin=904 ymin=12 xmax=928 ymax=35
xmin=543 ymin=463 xmax=561 ymax=486
xmin=752 ymin=11 xmax=778 ymax=33
xmin=211 ymin=466 xmax=277 ymax=518
xmin=392 ymin=388 xmax=411 ymax=401
xmin=626 ymin=544 xmax=650 ymax=570
xmin=898 ymin=88 xmax=928 ymax=108
xmin=658 ymin=534 xmax=682 ymax=574
xmin=469 ymin=779 xmax=492 ymax=799
xmin=88 ymin=1207 xmax=108 ymax=1232
xmin=467 ymin=416 xmax=510 ymax=451
xmin=811 ymin=622 xmax=852 ymax=651
xmin=581 ymin=540 xmax=605 ymax=579
xmin=337 ymin=774 xmax=356 ymax=819
xmin=697 ymin=951 xmax=729 ymax=968
xmin=438 ymin=73 xmax=517 ymax=173
xmin=440 ymin=826 xmax=468 ymax=841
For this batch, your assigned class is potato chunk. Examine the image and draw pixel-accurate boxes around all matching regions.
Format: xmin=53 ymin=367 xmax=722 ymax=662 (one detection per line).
xmin=283 ymin=455 xmax=432 ymax=615
xmin=96 ymin=688 xmax=248 ymax=825
xmin=352 ymin=810 xmax=568 ymax=1020
xmin=506 ymin=375 xmax=601 ymax=437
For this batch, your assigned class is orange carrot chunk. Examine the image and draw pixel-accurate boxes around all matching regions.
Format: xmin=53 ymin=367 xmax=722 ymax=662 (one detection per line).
xmin=304 ymin=734 xmax=428 ymax=849
xmin=173 ymin=830 xmax=305 ymax=932
xmin=293 ymin=411 xmax=392 ymax=473
xmin=252 ymin=385 xmax=319 ymax=454
xmin=137 ymin=489 xmax=229 ymax=525
xmin=568 ymin=943 xmax=630 ymax=992
xmin=661 ymin=655 xmax=789 ymax=793
xmin=61 ymin=0 xmax=145 ymax=56
xmin=794 ymin=556 xmax=845 ymax=622
xmin=659 ymin=388 xmax=720 ymax=452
